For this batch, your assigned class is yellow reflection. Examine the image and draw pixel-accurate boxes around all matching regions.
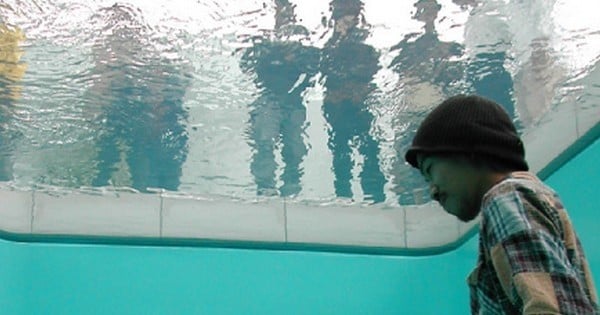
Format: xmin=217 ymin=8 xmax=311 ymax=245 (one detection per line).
xmin=0 ymin=24 xmax=27 ymax=99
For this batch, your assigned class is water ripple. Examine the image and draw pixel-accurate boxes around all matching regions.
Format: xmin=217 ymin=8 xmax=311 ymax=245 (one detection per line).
xmin=0 ymin=0 xmax=598 ymax=204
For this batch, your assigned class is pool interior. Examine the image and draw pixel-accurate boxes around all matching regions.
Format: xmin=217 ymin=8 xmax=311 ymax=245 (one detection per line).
xmin=0 ymin=136 xmax=597 ymax=315
xmin=1 ymin=2 xmax=599 ymax=312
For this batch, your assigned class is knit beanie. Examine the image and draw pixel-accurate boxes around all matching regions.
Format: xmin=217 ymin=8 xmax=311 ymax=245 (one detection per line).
xmin=404 ymin=94 xmax=528 ymax=171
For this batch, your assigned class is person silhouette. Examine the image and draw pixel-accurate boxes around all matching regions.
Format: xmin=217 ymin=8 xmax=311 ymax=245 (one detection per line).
xmin=239 ymin=0 xmax=320 ymax=197
xmin=319 ymin=0 xmax=386 ymax=203
xmin=0 ymin=24 xmax=27 ymax=182
xmin=460 ymin=0 xmax=517 ymax=121
xmin=89 ymin=3 xmax=192 ymax=192
xmin=389 ymin=0 xmax=466 ymax=204
xmin=390 ymin=0 xmax=519 ymax=204
xmin=390 ymin=0 xmax=465 ymax=98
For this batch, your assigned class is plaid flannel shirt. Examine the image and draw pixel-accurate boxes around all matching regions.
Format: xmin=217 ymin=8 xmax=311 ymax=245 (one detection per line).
xmin=468 ymin=172 xmax=599 ymax=314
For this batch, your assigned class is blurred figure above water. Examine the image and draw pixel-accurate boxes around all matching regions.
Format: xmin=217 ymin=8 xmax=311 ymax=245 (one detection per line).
xmin=389 ymin=0 xmax=466 ymax=204
xmin=240 ymin=0 xmax=320 ymax=197
xmin=88 ymin=3 xmax=192 ymax=192
xmin=461 ymin=0 xmax=517 ymax=122
xmin=506 ymin=0 xmax=564 ymax=127
xmin=391 ymin=0 xmax=517 ymax=117
xmin=390 ymin=0 xmax=464 ymax=98
xmin=0 ymin=0 xmax=591 ymax=205
xmin=320 ymin=0 xmax=386 ymax=203
xmin=390 ymin=0 xmax=522 ymax=204
xmin=0 ymin=23 xmax=26 ymax=182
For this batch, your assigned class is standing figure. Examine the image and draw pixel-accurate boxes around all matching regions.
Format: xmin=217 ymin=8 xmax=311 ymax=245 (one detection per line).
xmin=320 ymin=0 xmax=386 ymax=203
xmin=89 ymin=4 xmax=192 ymax=192
xmin=389 ymin=0 xmax=466 ymax=204
xmin=240 ymin=0 xmax=320 ymax=197
xmin=461 ymin=0 xmax=518 ymax=121
xmin=390 ymin=0 xmax=464 ymax=97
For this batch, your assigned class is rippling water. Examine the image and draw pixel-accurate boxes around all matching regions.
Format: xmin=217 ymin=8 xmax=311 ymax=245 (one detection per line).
xmin=0 ymin=0 xmax=599 ymax=204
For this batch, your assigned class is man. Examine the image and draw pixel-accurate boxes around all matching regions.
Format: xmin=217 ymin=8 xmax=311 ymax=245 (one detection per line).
xmin=404 ymin=95 xmax=598 ymax=314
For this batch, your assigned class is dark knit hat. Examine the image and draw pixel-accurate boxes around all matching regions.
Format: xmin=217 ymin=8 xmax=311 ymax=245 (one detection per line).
xmin=405 ymin=94 xmax=528 ymax=171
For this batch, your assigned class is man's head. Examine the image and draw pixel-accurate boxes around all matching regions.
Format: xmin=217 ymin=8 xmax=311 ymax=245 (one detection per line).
xmin=405 ymin=95 xmax=528 ymax=221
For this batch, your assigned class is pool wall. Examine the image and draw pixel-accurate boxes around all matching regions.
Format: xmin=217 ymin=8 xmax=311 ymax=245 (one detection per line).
xmin=0 ymin=138 xmax=598 ymax=314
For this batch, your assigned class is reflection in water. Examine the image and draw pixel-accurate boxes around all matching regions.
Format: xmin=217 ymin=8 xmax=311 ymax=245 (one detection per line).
xmin=0 ymin=0 xmax=596 ymax=204
xmin=321 ymin=0 xmax=386 ymax=203
xmin=240 ymin=0 xmax=319 ymax=197
xmin=0 ymin=24 xmax=26 ymax=181
xmin=514 ymin=37 xmax=563 ymax=126
xmin=88 ymin=4 xmax=191 ymax=192
xmin=390 ymin=0 xmax=464 ymax=94
xmin=390 ymin=0 xmax=465 ymax=204
xmin=509 ymin=0 xmax=564 ymax=127
xmin=390 ymin=0 xmax=526 ymax=204
xmin=462 ymin=0 xmax=516 ymax=120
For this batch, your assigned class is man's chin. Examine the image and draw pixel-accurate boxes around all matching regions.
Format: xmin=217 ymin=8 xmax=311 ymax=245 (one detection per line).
xmin=457 ymin=210 xmax=480 ymax=222
xmin=443 ymin=205 xmax=480 ymax=222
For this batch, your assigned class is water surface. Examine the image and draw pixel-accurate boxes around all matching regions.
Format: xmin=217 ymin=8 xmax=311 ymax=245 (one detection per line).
xmin=0 ymin=0 xmax=598 ymax=205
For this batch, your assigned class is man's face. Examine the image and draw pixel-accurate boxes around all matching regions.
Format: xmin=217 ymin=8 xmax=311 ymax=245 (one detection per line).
xmin=417 ymin=154 xmax=483 ymax=222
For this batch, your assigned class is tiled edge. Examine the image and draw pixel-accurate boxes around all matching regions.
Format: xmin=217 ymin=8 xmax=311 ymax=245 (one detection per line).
xmin=0 ymin=186 xmax=33 ymax=234
xmin=575 ymin=87 xmax=600 ymax=139
xmin=573 ymin=63 xmax=600 ymax=139
xmin=33 ymin=190 xmax=161 ymax=237
xmin=523 ymin=102 xmax=578 ymax=174
xmin=458 ymin=216 xmax=480 ymax=237
xmin=285 ymin=201 xmax=405 ymax=248
xmin=404 ymin=202 xmax=460 ymax=248
xmin=161 ymin=195 xmax=285 ymax=242
xmin=0 ymin=184 xmax=480 ymax=251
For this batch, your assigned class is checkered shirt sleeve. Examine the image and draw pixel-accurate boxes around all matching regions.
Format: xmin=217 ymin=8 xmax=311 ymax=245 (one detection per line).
xmin=471 ymin=172 xmax=598 ymax=314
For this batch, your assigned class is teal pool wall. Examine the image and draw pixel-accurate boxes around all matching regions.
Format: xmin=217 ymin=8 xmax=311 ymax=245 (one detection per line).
xmin=0 ymin=139 xmax=598 ymax=314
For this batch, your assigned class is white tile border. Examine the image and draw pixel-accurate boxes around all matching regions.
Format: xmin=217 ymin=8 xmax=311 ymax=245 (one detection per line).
xmin=33 ymin=190 xmax=160 ymax=237
xmin=523 ymin=103 xmax=578 ymax=174
xmin=285 ymin=201 xmax=405 ymax=248
xmin=0 ymin=185 xmax=463 ymax=251
xmin=161 ymin=195 xmax=285 ymax=242
xmin=574 ymin=64 xmax=600 ymax=139
xmin=0 ymin=188 xmax=32 ymax=234
xmin=576 ymin=91 xmax=600 ymax=139
xmin=404 ymin=203 xmax=459 ymax=248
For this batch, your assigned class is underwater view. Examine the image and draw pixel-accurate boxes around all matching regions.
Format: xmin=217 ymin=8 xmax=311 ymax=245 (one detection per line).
xmin=1 ymin=0 xmax=599 ymax=206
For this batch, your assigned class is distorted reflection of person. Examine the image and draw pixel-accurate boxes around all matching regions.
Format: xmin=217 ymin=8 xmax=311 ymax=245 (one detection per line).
xmin=389 ymin=0 xmax=465 ymax=204
xmin=320 ymin=0 xmax=386 ymax=203
xmin=513 ymin=37 xmax=564 ymax=127
xmin=505 ymin=0 xmax=564 ymax=128
xmin=239 ymin=0 xmax=319 ymax=197
xmin=0 ymin=24 xmax=27 ymax=182
xmin=390 ymin=0 xmax=464 ymax=94
xmin=89 ymin=3 xmax=192 ymax=192
xmin=460 ymin=0 xmax=518 ymax=122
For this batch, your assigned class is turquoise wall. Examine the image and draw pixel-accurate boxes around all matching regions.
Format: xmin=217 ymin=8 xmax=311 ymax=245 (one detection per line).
xmin=546 ymin=137 xmax=600 ymax=283
xmin=0 ymin=139 xmax=597 ymax=315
